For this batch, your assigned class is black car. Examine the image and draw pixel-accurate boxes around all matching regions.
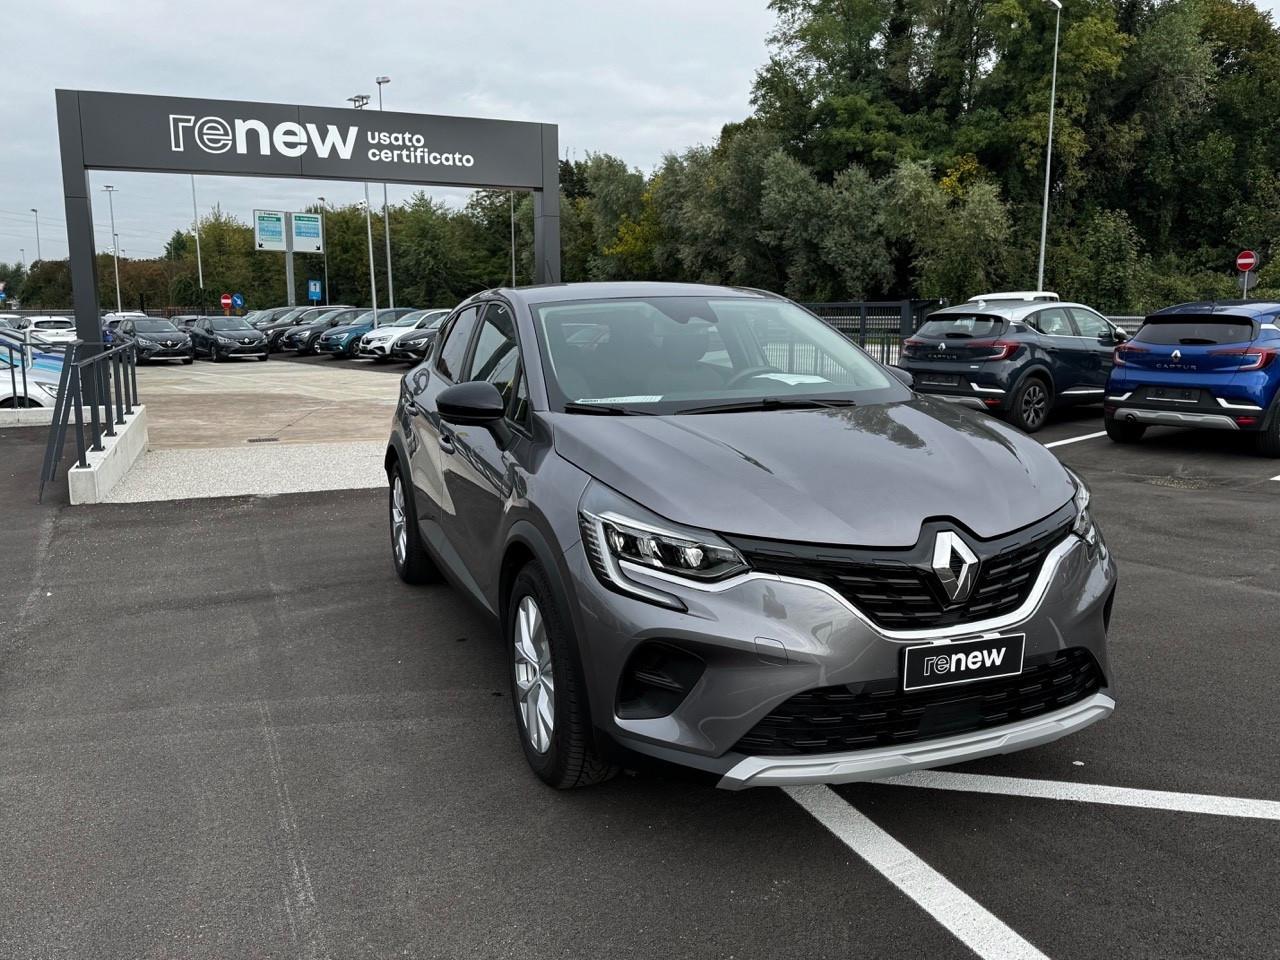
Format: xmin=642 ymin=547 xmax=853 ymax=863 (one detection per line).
xmin=190 ymin=316 xmax=268 ymax=361
xmin=279 ymin=308 xmax=365 ymax=354
xmin=389 ymin=316 xmax=447 ymax=362
xmin=251 ymin=306 xmax=297 ymax=330
xmin=898 ymin=297 xmax=1129 ymax=432
xmin=260 ymin=306 xmax=347 ymax=350
xmin=118 ymin=317 xmax=194 ymax=364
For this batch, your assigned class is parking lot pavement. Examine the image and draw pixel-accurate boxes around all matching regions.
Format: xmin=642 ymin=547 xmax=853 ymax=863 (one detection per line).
xmin=274 ymin=352 xmax=408 ymax=375
xmin=2 ymin=411 xmax=1278 ymax=960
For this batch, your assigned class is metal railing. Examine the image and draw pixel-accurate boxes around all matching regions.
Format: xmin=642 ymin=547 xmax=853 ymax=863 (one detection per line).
xmin=37 ymin=340 xmax=139 ymax=502
xmin=802 ymin=300 xmax=948 ymax=366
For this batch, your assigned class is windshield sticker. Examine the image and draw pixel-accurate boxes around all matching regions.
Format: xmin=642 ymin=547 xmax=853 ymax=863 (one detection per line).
xmin=757 ymin=373 xmax=830 ymax=385
xmin=575 ymin=396 xmax=663 ymax=404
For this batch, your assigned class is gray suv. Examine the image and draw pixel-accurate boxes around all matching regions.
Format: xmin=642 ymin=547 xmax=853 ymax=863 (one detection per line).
xmin=385 ymin=282 xmax=1116 ymax=789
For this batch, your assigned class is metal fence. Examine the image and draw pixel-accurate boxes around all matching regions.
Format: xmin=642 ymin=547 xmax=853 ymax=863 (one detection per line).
xmin=37 ymin=340 xmax=139 ymax=502
xmin=801 ymin=300 xmax=948 ymax=366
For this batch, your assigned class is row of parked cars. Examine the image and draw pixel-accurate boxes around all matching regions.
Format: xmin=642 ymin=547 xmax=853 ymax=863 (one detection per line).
xmin=234 ymin=304 xmax=451 ymax=362
xmin=898 ymin=291 xmax=1280 ymax=456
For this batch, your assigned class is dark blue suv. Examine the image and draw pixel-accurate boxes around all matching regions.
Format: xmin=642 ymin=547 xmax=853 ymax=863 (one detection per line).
xmin=899 ymin=297 xmax=1128 ymax=433
xmin=1104 ymin=300 xmax=1280 ymax=457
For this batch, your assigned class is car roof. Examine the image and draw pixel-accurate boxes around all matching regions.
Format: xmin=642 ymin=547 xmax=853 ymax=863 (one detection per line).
xmin=1148 ymin=300 xmax=1280 ymax=320
xmin=477 ymin=281 xmax=784 ymax=308
xmin=928 ymin=300 xmax=1098 ymax=321
xmin=966 ymin=291 xmax=1059 ymax=302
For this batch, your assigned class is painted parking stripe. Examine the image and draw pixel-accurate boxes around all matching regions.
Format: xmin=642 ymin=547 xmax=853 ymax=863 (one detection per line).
xmin=785 ymin=785 xmax=1051 ymax=960
xmin=1272 ymin=473 xmax=1280 ymax=482
xmin=1044 ymin=430 xmax=1107 ymax=449
xmin=880 ymin=771 xmax=1280 ymax=821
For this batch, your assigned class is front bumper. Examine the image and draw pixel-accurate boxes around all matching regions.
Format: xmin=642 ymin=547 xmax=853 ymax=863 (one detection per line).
xmin=566 ymin=527 xmax=1116 ymax=788
xmin=136 ymin=343 xmax=194 ymax=360
xmin=317 ymin=339 xmax=354 ymax=356
xmin=213 ymin=341 xmax=267 ymax=357
xmin=357 ymin=339 xmax=395 ymax=358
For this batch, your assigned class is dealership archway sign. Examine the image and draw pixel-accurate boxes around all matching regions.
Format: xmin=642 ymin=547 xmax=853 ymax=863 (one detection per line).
xmin=56 ymin=89 xmax=560 ymax=349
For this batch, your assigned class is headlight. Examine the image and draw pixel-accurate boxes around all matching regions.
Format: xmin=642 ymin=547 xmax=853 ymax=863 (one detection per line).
xmin=36 ymin=381 xmax=59 ymax=399
xmin=578 ymin=481 xmax=747 ymax=610
xmin=135 ymin=337 xmax=157 ymax=346
xmin=215 ymin=335 xmax=235 ymax=345
xmin=1065 ymin=468 xmax=1097 ymax=546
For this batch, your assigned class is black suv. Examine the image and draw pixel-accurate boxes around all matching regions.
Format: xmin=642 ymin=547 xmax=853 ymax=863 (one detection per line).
xmin=899 ymin=298 xmax=1129 ymax=432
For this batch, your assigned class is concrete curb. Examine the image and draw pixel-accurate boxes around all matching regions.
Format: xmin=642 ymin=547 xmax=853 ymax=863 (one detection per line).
xmin=0 ymin=406 xmax=57 ymax=426
xmin=68 ymin=405 xmax=149 ymax=504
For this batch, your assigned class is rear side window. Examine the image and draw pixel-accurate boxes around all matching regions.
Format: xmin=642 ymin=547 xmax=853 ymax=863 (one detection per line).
xmin=1135 ymin=316 xmax=1255 ymax=346
xmin=916 ymin=314 xmax=1006 ymax=338
xmin=1031 ymin=308 xmax=1074 ymax=336
xmin=437 ymin=306 xmax=480 ymax=381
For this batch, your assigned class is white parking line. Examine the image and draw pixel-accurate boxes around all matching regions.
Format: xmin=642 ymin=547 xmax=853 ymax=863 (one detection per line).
xmin=881 ymin=771 xmax=1280 ymax=821
xmin=1272 ymin=473 xmax=1280 ymax=482
xmin=1044 ymin=431 xmax=1107 ymax=449
xmin=785 ymin=785 xmax=1050 ymax=960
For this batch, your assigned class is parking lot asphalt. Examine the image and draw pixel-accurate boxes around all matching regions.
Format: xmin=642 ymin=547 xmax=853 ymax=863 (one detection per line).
xmin=2 ymin=403 xmax=1278 ymax=959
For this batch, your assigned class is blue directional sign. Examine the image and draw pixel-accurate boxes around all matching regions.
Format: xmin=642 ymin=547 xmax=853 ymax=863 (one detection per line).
xmin=231 ymin=292 xmax=245 ymax=309
xmin=307 ymin=280 xmax=322 ymax=302
xmin=0 ymin=291 xmax=6 ymax=302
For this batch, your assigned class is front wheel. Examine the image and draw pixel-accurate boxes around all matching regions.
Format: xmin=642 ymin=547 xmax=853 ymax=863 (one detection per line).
xmin=507 ymin=563 xmax=617 ymax=789
xmin=258 ymin=354 xmax=269 ymax=362
xmin=1008 ymin=376 xmax=1051 ymax=433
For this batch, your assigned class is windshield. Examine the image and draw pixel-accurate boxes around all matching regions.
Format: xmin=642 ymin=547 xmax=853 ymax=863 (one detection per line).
xmin=534 ymin=296 xmax=903 ymax=414
xmin=134 ymin=319 xmax=179 ymax=333
xmin=34 ymin=319 xmax=74 ymax=329
xmin=916 ymin=314 xmax=1006 ymax=339
xmin=1135 ymin=316 xmax=1255 ymax=346
xmin=211 ymin=318 xmax=253 ymax=331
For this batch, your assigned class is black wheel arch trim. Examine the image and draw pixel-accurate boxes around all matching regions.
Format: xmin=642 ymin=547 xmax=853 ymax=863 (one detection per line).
xmin=1012 ymin=364 xmax=1057 ymax=403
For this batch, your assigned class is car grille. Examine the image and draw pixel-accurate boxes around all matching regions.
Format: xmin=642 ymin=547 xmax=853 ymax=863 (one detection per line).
xmin=734 ymin=647 xmax=1104 ymax=757
xmin=729 ymin=517 xmax=1072 ymax=631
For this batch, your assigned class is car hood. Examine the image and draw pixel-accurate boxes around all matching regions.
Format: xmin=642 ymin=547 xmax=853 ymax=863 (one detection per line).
xmin=550 ymin=398 xmax=1074 ymax=546
xmin=324 ymin=323 xmax=369 ymax=338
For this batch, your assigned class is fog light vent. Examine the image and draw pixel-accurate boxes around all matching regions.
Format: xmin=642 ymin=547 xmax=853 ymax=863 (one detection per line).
xmin=617 ymin=642 xmax=704 ymax=720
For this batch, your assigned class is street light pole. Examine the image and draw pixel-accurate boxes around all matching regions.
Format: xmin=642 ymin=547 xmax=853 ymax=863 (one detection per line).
xmin=1036 ymin=0 xmax=1063 ymax=293
xmin=349 ymin=95 xmax=379 ymax=321
xmin=375 ymin=76 xmax=395 ymax=309
xmin=30 ymin=209 xmax=41 ymax=262
xmin=190 ymin=175 xmax=205 ymax=312
xmin=317 ymin=196 xmax=330 ymax=305
xmin=103 ymin=185 xmax=123 ymax=313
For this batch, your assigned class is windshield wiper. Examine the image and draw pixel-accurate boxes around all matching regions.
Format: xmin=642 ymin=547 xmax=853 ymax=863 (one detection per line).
xmin=676 ymin=396 xmax=858 ymax=415
xmin=563 ymin=402 xmax=655 ymax=416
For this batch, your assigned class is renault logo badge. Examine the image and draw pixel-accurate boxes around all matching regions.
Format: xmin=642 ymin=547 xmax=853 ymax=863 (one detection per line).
xmin=1171 ymin=349 xmax=1181 ymax=360
xmin=932 ymin=531 xmax=978 ymax=604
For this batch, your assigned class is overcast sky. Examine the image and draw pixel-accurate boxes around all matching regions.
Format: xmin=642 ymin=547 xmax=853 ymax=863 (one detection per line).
xmin=0 ymin=0 xmax=776 ymax=265
xmin=3 ymin=0 xmax=1278 ymax=267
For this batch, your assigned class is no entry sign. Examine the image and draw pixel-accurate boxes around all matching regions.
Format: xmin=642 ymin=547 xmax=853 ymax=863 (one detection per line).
xmin=1237 ymin=250 xmax=1259 ymax=272
xmin=220 ymin=292 xmax=233 ymax=309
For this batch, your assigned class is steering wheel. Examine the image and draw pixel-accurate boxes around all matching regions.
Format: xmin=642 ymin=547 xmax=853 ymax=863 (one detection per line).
xmin=724 ymin=365 xmax=785 ymax=389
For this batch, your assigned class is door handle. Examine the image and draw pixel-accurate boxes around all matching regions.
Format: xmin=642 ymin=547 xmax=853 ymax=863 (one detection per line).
xmin=438 ymin=433 xmax=456 ymax=454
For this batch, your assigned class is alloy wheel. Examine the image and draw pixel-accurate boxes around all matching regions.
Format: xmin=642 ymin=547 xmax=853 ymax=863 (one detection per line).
xmin=1021 ymin=383 xmax=1048 ymax=428
xmin=391 ymin=475 xmax=408 ymax=565
xmin=512 ymin=595 xmax=555 ymax=754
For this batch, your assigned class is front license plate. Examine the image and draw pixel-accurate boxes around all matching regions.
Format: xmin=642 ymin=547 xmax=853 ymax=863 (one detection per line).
xmin=1150 ymin=387 xmax=1199 ymax=402
xmin=902 ymin=634 xmax=1025 ymax=692
xmin=918 ymin=374 xmax=959 ymax=386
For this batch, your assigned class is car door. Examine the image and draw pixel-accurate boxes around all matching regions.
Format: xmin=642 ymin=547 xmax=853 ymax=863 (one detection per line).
xmin=436 ymin=300 xmax=524 ymax=600
xmin=403 ymin=304 xmax=483 ymax=593
xmin=1028 ymin=306 xmax=1084 ymax=394
xmin=1066 ymin=307 xmax=1118 ymax=392
xmin=194 ymin=319 xmax=212 ymax=356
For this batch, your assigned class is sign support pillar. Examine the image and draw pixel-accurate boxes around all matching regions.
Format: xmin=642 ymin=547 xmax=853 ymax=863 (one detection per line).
xmin=284 ymin=212 xmax=296 ymax=307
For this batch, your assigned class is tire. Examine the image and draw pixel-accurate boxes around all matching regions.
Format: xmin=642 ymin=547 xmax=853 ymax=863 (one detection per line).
xmin=1256 ymin=401 xmax=1280 ymax=458
xmin=1008 ymin=375 xmax=1052 ymax=433
xmin=507 ymin=562 xmax=617 ymax=789
xmin=183 ymin=357 xmax=193 ymax=365
xmin=258 ymin=354 xmax=269 ymax=362
xmin=1105 ymin=413 xmax=1146 ymax=444
xmin=388 ymin=461 xmax=440 ymax=584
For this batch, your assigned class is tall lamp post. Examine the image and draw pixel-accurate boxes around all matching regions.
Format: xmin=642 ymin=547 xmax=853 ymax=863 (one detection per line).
xmin=30 ymin=209 xmax=41 ymax=262
xmin=348 ymin=94 xmax=379 ymax=322
xmin=103 ymin=185 xmax=123 ymax=313
xmin=317 ymin=196 xmax=330 ymax=305
xmin=1036 ymin=0 xmax=1063 ymax=293
xmin=190 ymin=176 xmax=205 ymax=313
xmin=375 ymin=76 xmax=395 ymax=308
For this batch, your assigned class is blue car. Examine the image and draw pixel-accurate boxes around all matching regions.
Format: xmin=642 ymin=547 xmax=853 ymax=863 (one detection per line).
xmin=316 ymin=307 xmax=414 ymax=359
xmin=1104 ymin=300 xmax=1280 ymax=456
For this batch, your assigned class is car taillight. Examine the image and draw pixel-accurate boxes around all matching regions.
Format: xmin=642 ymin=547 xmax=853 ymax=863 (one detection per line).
xmin=967 ymin=339 xmax=1020 ymax=361
xmin=1208 ymin=346 xmax=1277 ymax=371
xmin=901 ymin=337 xmax=925 ymax=356
xmin=1114 ymin=343 xmax=1148 ymax=366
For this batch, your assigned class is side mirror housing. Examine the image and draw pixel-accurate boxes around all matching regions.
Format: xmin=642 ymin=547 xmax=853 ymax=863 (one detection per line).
xmin=438 ymin=381 xmax=506 ymax=426
xmin=888 ymin=365 xmax=915 ymax=389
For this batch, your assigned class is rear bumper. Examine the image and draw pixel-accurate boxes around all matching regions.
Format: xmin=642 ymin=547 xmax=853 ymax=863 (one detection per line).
xmin=718 ymin=691 xmax=1114 ymax=789
xmin=1110 ymin=406 xmax=1241 ymax=431
xmin=1105 ymin=387 xmax=1271 ymax=432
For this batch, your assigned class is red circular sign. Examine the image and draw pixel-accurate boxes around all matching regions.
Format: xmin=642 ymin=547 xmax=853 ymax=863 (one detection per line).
xmin=1237 ymin=250 xmax=1258 ymax=272
xmin=220 ymin=293 xmax=233 ymax=308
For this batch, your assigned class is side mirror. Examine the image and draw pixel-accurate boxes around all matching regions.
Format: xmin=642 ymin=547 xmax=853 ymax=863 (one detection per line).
xmin=888 ymin=365 xmax=915 ymax=389
xmin=438 ymin=381 xmax=506 ymax=426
